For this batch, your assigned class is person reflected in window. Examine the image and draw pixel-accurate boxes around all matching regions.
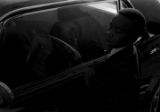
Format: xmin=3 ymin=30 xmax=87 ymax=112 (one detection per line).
xmin=50 ymin=6 xmax=106 ymax=62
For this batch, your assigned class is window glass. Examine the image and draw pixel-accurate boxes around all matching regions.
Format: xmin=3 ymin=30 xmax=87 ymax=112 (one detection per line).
xmin=1 ymin=0 xmax=118 ymax=88
xmin=86 ymin=1 xmax=117 ymax=14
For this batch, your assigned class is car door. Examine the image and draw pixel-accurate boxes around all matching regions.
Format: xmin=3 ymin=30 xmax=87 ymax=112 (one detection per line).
xmin=0 ymin=0 xmax=133 ymax=111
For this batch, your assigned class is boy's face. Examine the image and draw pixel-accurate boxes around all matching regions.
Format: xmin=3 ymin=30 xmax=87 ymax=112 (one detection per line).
xmin=105 ymin=14 xmax=134 ymax=48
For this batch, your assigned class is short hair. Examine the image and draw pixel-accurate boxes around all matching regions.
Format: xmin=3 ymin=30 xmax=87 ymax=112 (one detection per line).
xmin=119 ymin=8 xmax=146 ymax=36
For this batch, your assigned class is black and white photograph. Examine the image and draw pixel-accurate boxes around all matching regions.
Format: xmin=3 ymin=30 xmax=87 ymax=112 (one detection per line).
xmin=0 ymin=0 xmax=160 ymax=112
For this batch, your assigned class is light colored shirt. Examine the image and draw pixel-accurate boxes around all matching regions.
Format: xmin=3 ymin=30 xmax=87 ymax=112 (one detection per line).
xmin=107 ymin=47 xmax=126 ymax=57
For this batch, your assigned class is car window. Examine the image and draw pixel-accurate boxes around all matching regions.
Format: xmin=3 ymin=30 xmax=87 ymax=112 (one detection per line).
xmin=0 ymin=0 xmax=142 ymax=109
xmin=3 ymin=0 xmax=117 ymax=49
xmin=0 ymin=0 xmax=117 ymax=16
xmin=86 ymin=1 xmax=117 ymax=14
xmin=0 ymin=0 xmax=118 ymax=88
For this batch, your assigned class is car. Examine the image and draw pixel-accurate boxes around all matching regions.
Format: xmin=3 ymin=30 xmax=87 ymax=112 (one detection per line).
xmin=0 ymin=0 xmax=135 ymax=111
xmin=0 ymin=0 xmax=159 ymax=112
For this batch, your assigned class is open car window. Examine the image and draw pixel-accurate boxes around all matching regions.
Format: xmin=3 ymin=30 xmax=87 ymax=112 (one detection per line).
xmin=0 ymin=0 xmax=118 ymax=88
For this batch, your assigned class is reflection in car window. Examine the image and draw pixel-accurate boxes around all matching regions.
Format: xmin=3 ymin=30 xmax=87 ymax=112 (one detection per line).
xmin=0 ymin=0 xmax=119 ymax=92
xmin=86 ymin=1 xmax=117 ymax=14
